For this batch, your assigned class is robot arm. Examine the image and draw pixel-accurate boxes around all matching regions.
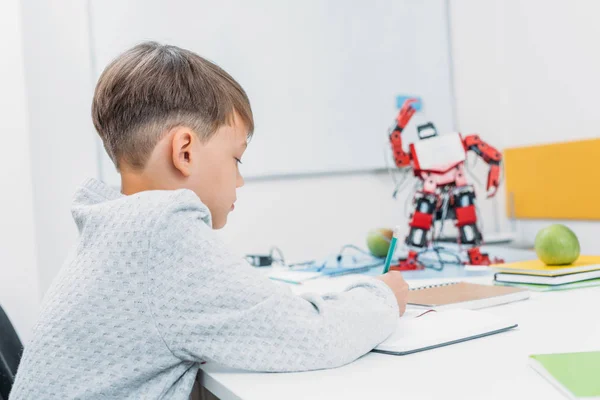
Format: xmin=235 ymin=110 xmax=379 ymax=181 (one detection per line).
xmin=389 ymin=99 xmax=418 ymax=167
xmin=463 ymin=134 xmax=502 ymax=198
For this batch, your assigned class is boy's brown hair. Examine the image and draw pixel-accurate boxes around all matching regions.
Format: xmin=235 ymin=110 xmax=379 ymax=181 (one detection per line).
xmin=92 ymin=41 xmax=254 ymax=170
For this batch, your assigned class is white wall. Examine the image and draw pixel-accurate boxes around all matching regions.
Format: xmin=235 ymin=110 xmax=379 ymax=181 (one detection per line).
xmin=219 ymin=171 xmax=406 ymax=260
xmin=0 ymin=0 xmax=98 ymax=341
xmin=449 ymin=0 xmax=600 ymax=253
xmin=20 ymin=0 xmax=98 ymax=295
xmin=0 ymin=0 xmax=41 ymax=342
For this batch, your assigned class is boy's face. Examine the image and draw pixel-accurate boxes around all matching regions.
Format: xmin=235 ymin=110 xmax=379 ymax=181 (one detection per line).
xmin=190 ymin=115 xmax=248 ymax=229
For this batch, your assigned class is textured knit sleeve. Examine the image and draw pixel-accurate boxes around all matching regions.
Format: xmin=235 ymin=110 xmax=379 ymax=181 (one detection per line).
xmin=144 ymin=192 xmax=399 ymax=372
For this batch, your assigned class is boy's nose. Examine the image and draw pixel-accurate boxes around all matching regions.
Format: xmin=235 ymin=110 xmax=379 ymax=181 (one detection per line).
xmin=236 ymin=172 xmax=245 ymax=188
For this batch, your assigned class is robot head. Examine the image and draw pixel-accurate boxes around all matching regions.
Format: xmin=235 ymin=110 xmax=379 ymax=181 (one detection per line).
xmin=417 ymin=122 xmax=438 ymax=140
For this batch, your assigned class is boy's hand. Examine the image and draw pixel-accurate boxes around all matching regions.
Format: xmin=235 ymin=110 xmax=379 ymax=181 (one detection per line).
xmin=376 ymin=271 xmax=409 ymax=316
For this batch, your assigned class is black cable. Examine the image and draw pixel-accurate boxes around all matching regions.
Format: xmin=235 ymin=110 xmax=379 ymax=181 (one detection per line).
xmin=269 ymin=246 xmax=286 ymax=266
xmin=416 ymin=245 xmax=463 ymax=271
xmin=337 ymin=244 xmax=382 ymax=261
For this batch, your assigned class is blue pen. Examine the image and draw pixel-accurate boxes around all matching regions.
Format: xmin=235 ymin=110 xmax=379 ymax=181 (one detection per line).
xmin=383 ymin=226 xmax=401 ymax=273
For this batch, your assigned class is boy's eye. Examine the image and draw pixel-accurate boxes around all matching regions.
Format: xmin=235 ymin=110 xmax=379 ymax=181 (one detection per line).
xmin=235 ymin=157 xmax=242 ymax=165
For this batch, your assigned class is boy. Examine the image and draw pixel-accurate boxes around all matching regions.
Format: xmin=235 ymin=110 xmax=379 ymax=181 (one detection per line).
xmin=10 ymin=42 xmax=409 ymax=399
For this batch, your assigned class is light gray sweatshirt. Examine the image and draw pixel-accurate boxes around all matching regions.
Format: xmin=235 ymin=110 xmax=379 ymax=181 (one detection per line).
xmin=10 ymin=178 xmax=398 ymax=400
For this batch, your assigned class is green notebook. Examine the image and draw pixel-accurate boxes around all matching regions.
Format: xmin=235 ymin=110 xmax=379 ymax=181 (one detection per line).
xmin=530 ymin=351 xmax=600 ymax=399
xmin=495 ymin=278 xmax=600 ymax=292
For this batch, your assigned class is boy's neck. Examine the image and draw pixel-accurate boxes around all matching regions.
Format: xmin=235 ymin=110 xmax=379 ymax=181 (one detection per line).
xmin=120 ymin=172 xmax=154 ymax=195
xmin=118 ymin=152 xmax=181 ymax=195
xmin=120 ymin=165 xmax=173 ymax=195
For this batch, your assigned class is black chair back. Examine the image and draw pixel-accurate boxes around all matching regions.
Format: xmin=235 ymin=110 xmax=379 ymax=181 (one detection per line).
xmin=0 ymin=305 xmax=23 ymax=399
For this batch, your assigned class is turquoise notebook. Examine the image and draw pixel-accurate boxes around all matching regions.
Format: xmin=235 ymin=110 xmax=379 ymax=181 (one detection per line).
xmin=529 ymin=351 xmax=600 ymax=399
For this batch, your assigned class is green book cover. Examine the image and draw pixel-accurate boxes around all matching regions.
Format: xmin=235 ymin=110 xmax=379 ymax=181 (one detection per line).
xmin=530 ymin=351 xmax=600 ymax=399
xmin=496 ymin=279 xmax=600 ymax=292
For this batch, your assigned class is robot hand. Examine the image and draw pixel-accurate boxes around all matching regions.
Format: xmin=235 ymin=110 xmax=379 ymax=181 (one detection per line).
xmin=390 ymin=99 xmax=418 ymax=168
xmin=396 ymin=98 xmax=419 ymax=131
xmin=486 ymin=164 xmax=501 ymax=198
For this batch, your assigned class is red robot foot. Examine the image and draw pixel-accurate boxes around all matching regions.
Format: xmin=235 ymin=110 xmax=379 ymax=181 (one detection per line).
xmin=467 ymin=247 xmax=504 ymax=266
xmin=389 ymin=251 xmax=424 ymax=271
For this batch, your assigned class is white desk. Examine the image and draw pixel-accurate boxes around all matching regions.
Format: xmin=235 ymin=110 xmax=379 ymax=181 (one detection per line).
xmin=199 ymin=248 xmax=600 ymax=400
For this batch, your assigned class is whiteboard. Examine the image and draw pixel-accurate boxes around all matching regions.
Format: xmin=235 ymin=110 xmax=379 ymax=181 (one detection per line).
xmin=88 ymin=0 xmax=455 ymax=183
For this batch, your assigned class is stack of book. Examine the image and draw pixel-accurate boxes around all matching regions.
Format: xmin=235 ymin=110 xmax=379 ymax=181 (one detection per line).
xmin=492 ymin=256 xmax=600 ymax=292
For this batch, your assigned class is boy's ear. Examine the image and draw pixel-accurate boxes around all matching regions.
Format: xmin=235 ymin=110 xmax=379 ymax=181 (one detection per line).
xmin=171 ymin=128 xmax=194 ymax=177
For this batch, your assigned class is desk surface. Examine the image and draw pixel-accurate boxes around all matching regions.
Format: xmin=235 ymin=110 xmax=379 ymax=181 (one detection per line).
xmin=199 ymin=247 xmax=600 ymax=400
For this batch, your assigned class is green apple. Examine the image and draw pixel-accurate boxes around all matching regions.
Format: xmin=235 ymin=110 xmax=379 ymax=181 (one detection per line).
xmin=534 ymin=224 xmax=580 ymax=265
xmin=367 ymin=228 xmax=393 ymax=258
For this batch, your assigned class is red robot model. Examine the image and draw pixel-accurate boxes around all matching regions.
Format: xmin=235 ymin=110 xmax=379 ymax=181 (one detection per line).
xmin=388 ymin=98 xmax=503 ymax=271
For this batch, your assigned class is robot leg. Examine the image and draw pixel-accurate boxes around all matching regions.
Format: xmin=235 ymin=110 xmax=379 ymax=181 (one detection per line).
xmin=453 ymin=186 xmax=497 ymax=265
xmin=390 ymin=192 xmax=436 ymax=271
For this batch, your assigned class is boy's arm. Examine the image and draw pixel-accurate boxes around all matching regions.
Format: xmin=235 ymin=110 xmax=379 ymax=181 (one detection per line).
xmin=145 ymin=193 xmax=399 ymax=372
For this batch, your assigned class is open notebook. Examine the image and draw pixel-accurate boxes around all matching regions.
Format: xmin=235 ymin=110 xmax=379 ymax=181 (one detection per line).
xmin=373 ymin=309 xmax=517 ymax=356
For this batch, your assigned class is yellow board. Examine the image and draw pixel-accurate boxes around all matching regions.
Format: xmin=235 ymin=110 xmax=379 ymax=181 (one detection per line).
xmin=492 ymin=255 xmax=600 ymax=276
xmin=504 ymin=138 xmax=600 ymax=220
